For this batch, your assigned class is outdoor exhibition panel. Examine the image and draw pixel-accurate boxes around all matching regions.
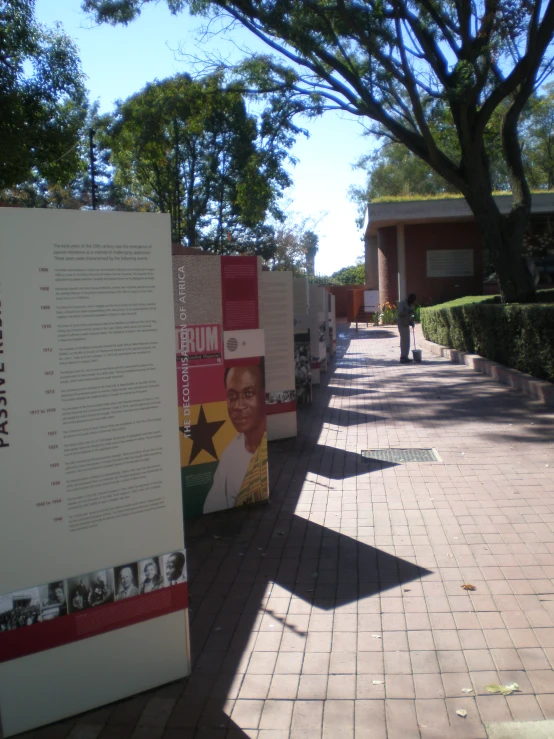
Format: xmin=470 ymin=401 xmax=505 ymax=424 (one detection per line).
xmin=329 ymin=294 xmax=337 ymax=356
xmin=0 ymin=209 xmax=189 ymax=737
xmin=308 ymin=283 xmax=323 ymax=384
xmin=174 ymin=254 xmax=268 ymax=517
xmin=364 ymin=289 xmax=380 ymax=314
xmin=292 ymin=274 xmax=309 ymax=315
xmin=318 ymin=286 xmax=329 ymax=372
xmin=260 ymin=271 xmax=297 ymax=441
xmin=325 ymin=291 xmax=332 ymax=359
xmin=293 ymin=277 xmax=312 ymax=405
xmin=309 ymin=284 xmax=328 ymax=378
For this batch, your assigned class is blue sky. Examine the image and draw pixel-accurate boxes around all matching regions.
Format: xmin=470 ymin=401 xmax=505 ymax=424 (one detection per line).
xmin=35 ymin=0 xmax=372 ymax=275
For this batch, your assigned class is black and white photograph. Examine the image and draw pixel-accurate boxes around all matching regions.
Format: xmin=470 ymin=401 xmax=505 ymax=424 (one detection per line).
xmin=0 ymin=588 xmax=42 ymax=630
xmin=138 ymin=557 xmax=165 ymax=594
xmin=318 ymin=322 xmax=326 ymax=343
xmin=294 ymin=336 xmax=312 ymax=405
xmin=87 ymin=569 xmax=114 ymax=607
xmin=0 ymin=587 xmax=41 ymax=631
xmin=114 ymin=563 xmax=140 ymax=601
xmin=266 ymin=389 xmax=296 ymax=405
xmin=67 ymin=576 xmax=92 ymax=614
xmin=163 ymin=551 xmax=187 ymax=587
xmin=40 ymin=581 xmax=68 ymax=621
xmin=0 ymin=593 xmax=13 ymax=631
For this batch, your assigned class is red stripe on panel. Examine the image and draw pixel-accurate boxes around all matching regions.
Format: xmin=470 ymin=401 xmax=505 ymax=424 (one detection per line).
xmin=266 ymin=401 xmax=297 ymax=416
xmin=0 ymin=584 xmax=188 ymax=664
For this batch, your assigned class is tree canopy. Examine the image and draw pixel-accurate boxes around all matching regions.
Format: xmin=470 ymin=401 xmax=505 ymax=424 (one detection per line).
xmin=332 ymin=259 xmax=365 ymax=285
xmin=350 ymin=84 xmax=554 ymax=214
xmin=1 ymin=0 xmax=86 ymax=189
xmin=98 ymin=71 xmax=300 ymax=253
xmin=268 ymin=216 xmax=321 ymax=273
xmin=83 ymin=0 xmax=554 ymax=301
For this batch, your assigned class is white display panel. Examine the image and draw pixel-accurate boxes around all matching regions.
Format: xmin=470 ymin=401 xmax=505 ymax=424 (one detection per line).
xmin=364 ymin=289 xmax=380 ymax=312
xmin=316 ymin=287 xmax=328 ymax=372
xmin=293 ymin=275 xmax=310 ymax=315
xmin=426 ymin=249 xmax=474 ymax=277
xmin=260 ymin=271 xmax=297 ymax=440
xmin=0 ymin=612 xmax=189 ymax=735
xmin=329 ymin=294 xmax=337 ymax=355
xmin=308 ymin=284 xmax=322 ymax=384
xmin=0 ymin=209 xmax=189 ymax=736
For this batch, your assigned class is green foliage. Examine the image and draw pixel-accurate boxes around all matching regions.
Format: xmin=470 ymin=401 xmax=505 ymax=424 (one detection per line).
xmin=350 ymin=146 xmax=457 ymax=217
xmin=373 ymin=301 xmax=398 ymax=325
xmin=421 ymin=293 xmax=554 ymax=383
xmin=102 ymin=71 xmax=298 ymax=251
xmin=0 ymin=0 xmax=87 ymax=189
xmin=524 ymin=83 xmax=554 ymax=190
xmin=0 ymin=100 xmax=139 ymax=210
xmin=536 ymin=289 xmax=554 ymax=303
xmin=350 ymin=87 xmax=554 ymax=218
xmin=268 ymin=216 xmax=320 ymax=274
xmin=332 ymin=263 xmax=365 ymax=285
xmin=301 ymin=230 xmax=318 ymax=276
xmin=82 ymin=0 xmax=554 ymax=299
xmin=309 ymin=274 xmax=338 ymax=286
xmin=428 ymin=295 xmax=498 ymax=309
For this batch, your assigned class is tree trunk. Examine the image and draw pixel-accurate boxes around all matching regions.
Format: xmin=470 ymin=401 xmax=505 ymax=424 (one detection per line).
xmin=468 ymin=193 xmax=536 ymax=303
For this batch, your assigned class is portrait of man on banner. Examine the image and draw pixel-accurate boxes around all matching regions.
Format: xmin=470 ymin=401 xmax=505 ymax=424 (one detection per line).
xmin=202 ymin=359 xmax=268 ymax=514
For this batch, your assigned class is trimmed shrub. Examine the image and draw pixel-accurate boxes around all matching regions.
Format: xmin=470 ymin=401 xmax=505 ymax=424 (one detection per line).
xmin=421 ymin=297 xmax=554 ymax=383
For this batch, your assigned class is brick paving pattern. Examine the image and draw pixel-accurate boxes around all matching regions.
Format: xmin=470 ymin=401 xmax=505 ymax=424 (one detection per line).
xmin=9 ymin=323 xmax=554 ymax=739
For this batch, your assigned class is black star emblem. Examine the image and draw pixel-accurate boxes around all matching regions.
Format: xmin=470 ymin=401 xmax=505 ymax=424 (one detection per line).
xmin=180 ymin=405 xmax=226 ymax=464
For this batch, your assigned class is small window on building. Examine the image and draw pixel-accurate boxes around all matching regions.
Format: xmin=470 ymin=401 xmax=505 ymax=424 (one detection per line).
xmin=426 ymin=249 xmax=474 ymax=277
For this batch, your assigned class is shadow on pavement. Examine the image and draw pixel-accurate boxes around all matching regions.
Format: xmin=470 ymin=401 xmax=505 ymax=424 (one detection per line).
xmin=172 ymin=330 xmax=433 ymax=736
xmin=51 ymin=323 xmax=554 ymax=738
xmin=350 ymin=329 xmax=397 ymax=339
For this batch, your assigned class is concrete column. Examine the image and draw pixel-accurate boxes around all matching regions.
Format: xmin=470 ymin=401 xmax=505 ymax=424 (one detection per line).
xmin=365 ymin=233 xmax=379 ymax=289
xmin=397 ymin=224 xmax=406 ymax=301
xmin=377 ymin=226 xmax=398 ymax=306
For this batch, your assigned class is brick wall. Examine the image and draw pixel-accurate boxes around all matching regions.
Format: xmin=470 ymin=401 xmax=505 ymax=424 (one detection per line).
xmin=405 ymin=222 xmax=483 ymax=305
xmin=326 ymin=284 xmax=365 ymax=319
xmin=377 ymin=222 xmax=484 ymax=306
xmin=347 ymin=288 xmax=366 ymax=322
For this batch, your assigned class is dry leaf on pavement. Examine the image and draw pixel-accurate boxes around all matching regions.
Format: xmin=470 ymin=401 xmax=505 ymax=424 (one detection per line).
xmin=486 ymin=683 xmax=520 ymax=695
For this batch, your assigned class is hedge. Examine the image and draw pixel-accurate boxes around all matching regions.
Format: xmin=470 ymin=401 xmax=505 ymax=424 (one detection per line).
xmin=421 ymin=290 xmax=554 ymax=383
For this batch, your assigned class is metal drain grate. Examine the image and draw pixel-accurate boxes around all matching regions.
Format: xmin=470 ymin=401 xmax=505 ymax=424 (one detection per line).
xmin=361 ymin=448 xmax=441 ymax=464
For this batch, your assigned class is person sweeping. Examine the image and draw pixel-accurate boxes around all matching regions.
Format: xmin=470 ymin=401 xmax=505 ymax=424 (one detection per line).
xmin=397 ymin=293 xmax=417 ymax=363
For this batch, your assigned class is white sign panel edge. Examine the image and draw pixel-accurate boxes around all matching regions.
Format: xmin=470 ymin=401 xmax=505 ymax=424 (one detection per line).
xmin=0 ymin=209 xmax=189 ymax=736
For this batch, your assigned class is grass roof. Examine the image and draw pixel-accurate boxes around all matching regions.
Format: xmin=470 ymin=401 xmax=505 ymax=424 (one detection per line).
xmin=371 ymin=190 xmax=554 ymax=204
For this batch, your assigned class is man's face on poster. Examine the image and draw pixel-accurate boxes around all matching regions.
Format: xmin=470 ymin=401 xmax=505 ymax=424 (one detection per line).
xmin=120 ymin=568 xmax=133 ymax=590
xmin=166 ymin=554 xmax=182 ymax=582
xmin=225 ymin=366 xmax=265 ymax=435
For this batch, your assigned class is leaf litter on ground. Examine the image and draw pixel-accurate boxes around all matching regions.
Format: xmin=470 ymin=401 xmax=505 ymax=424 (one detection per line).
xmin=486 ymin=683 xmax=520 ymax=695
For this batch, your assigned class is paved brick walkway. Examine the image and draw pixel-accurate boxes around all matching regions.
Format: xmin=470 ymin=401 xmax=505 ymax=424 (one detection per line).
xmin=15 ymin=323 xmax=554 ymax=739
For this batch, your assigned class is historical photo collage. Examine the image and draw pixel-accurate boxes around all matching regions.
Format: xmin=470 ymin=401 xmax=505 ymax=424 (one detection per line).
xmin=0 ymin=550 xmax=187 ymax=631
